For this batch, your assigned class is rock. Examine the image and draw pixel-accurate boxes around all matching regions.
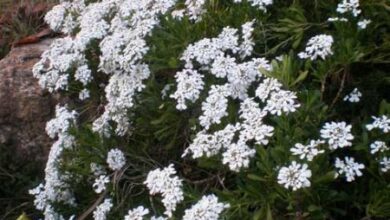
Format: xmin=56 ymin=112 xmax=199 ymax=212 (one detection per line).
xmin=0 ymin=39 xmax=55 ymax=162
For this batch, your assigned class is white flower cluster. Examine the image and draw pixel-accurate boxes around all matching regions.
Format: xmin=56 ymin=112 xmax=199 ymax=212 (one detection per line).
xmin=184 ymin=0 xmax=207 ymax=21
xmin=93 ymin=0 xmax=178 ymax=136
xmin=290 ymin=140 xmax=325 ymax=161
xmin=222 ymin=141 xmax=256 ymax=172
xmin=298 ymin=34 xmax=334 ymax=61
xmin=176 ymin=23 xmax=300 ymax=172
xmin=255 ymin=78 xmax=282 ymax=102
xmin=366 ymin=115 xmax=390 ymax=133
xmin=183 ymin=194 xmax=230 ymax=220
xmin=335 ymin=157 xmax=365 ymax=182
xmin=320 ymin=121 xmax=354 ymax=150
xmin=199 ymin=85 xmax=230 ymax=129
xmin=265 ymin=90 xmax=300 ymax=116
xmin=277 ymin=161 xmax=312 ymax=191
xmin=144 ymin=164 xmax=184 ymax=217
xmin=239 ymin=98 xmax=274 ymax=145
xmin=182 ymin=123 xmax=240 ymax=158
xmin=336 ymin=0 xmax=361 ymax=17
xmin=170 ymin=69 xmax=204 ymax=110
xmin=234 ymin=0 xmax=273 ymax=12
xmin=44 ymin=0 xmax=85 ymax=34
xmin=327 ymin=17 xmax=348 ymax=22
xmin=90 ymin=163 xmax=107 ymax=177
xmin=93 ymin=198 xmax=113 ymax=220
xmin=79 ymin=88 xmax=90 ymax=101
xmin=30 ymin=105 xmax=78 ymax=219
xmin=124 ymin=206 xmax=150 ymax=220
xmin=343 ymin=88 xmax=362 ymax=103
xmin=380 ymin=157 xmax=390 ymax=172
xmin=46 ymin=105 xmax=78 ymax=139
xmin=173 ymin=0 xmax=272 ymax=22
xmin=366 ymin=117 xmax=390 ymax=172
xmin=106 ymin=148 xmax=126 ymax=171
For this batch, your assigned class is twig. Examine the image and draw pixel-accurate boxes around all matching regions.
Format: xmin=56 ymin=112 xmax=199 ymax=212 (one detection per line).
xmin=78 ymin=191 xmax=107 ymax=220
xmin=329 ymin=66 xmax=348 ymax=110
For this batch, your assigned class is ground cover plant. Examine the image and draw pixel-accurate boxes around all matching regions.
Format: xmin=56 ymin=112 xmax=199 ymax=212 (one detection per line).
xmin=27 ymin=0 xmax=390 ymax=219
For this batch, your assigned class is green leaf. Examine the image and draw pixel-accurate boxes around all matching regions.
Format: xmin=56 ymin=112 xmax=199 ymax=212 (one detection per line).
xmin=16 ymin=213 xmax=31 ymax=220
xmin=291 ymin=70 xmax=308 ymax=86
xmin=247 ymin=174 xmax=267 ymax=182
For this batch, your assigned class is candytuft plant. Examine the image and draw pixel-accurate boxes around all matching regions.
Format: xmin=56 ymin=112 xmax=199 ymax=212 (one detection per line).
xmin=28 ymin=0 xmax=390 ymax=219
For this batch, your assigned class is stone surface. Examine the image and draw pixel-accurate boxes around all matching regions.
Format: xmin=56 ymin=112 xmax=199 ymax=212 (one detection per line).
xmin=0 ymin=39 xmax=55 ymax=162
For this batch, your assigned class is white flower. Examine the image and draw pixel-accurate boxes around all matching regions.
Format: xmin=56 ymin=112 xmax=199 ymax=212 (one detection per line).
xmin=366 ymin=115 xmax=390 ymax=133
xmin=222 ymin=141 xmax=256 ymax=172
xmin=79 ymin=89 xmax=90 ymax=100
xmin=343 ymin=88 xmax=362 ymax=103
xmin=290 ymin=140 xmax=325 ymax=161
xmin=327 ymin=17 xmax=348 ymax=22
xmin=93 ymin=198 xmax=113 ymax=220
xmin=183 ymin=194 xmax=230 ymax=220
xmin=75 ymin=65 xmax=92 ymax=86
xmin=144 ymin=164 xmax=184 ymax=217
xmin=337 ymin=0 xmax=361 ymax=17
xmin=171 ymin=9 xmax=185 ymax=19
xmin=171 ymin=69 xmax=204 ymax=110
xmin=44 ymin=3 xmax=68 ymax=32
xmin=370 ymin=141 xmax=388 ymax=154
xmin=277 ymin=161 xmax=312 ymax=191
xmin=380 ymin=157 xmax=390 ymax=172
xmin=357 ymin=19 xmax=371 ymax=29
xmin=93 ymin=175 xmax=110 ymax=194
xmin=106 ymin=149 xmax=126 ymax=171
xmin=298 ymin=34 xmax=334 ymax=60
xmin=335 ymin=157 xmax=365 ymax=182
xmin=124 ymin=206 xmax=150 ymax=220
xmin=265 ymin=90 xmax=300 ymax=116
xmin=320 ymin=121 xmax=354 ymax=150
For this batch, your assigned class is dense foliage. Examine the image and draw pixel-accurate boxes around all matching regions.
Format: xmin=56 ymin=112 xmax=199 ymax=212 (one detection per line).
xmin=26 ymin=0 xmax=390 ymax=219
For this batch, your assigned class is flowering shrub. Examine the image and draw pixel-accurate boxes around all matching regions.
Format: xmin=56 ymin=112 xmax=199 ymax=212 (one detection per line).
xmin=28 ymin=0 xmax=390 ymax=219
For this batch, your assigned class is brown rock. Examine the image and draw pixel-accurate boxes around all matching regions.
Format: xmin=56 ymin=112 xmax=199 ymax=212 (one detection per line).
xmin=0 ymin=39 xmax=56 ymax=162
